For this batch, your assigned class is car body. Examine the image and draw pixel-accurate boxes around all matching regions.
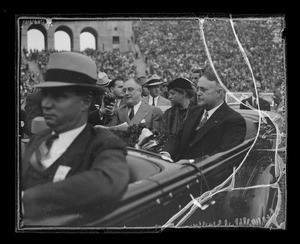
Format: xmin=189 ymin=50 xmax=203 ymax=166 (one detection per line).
xmin=21 ymin=107 xmax=285 ymax=229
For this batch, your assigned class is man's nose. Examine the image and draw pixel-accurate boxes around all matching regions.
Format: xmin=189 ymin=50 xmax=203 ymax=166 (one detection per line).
xmin=41 ymin=96 xmax=53 ymax=109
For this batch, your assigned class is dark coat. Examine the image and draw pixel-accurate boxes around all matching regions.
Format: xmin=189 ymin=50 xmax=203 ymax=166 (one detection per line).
xmin=21 ymin=124 xmax=130 ymax=219
xmin=240 ymin=96 xmax=271 ymax=111
xmin=162 ymin=102 xmax=246 ymax=161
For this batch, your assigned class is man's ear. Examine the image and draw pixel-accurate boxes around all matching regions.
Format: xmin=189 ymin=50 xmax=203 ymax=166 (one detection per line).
xmin=216 ymin=88 xmax=222 ymax=98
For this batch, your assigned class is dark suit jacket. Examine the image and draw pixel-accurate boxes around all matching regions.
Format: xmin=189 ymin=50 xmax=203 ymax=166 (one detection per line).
xmin=240 ymin=96 xmax=271 ymax=111
xmin=162 ymin=102 xmax=246 ymax=161
xmin=21 ymin=124 xmax=130 ymax=219
xmin=107 ymin=101 xmax=163 ymax=132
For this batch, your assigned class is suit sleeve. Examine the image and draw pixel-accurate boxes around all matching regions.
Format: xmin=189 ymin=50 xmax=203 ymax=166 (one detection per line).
xmin=22 ymin=133 xmax=130 ymax=219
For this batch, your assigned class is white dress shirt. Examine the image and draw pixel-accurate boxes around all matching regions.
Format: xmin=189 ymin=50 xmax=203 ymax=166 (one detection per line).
xmin=204 ymin=101 xmax=224 ymax=120
xmin=128 ymin=100 xmax=142 ymax=117
xmin=149 ymin=95 xmax=158 ymax=106
xmin=41 ymin=123 xmax=87 ymax=169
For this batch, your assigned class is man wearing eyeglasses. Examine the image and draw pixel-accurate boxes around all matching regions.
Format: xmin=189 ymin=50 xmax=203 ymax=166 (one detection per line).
xmin=106 ymin=78 xmax=163 ymax=132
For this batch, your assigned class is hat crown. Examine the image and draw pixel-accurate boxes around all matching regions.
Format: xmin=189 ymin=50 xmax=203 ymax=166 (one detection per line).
xmin=97 ymin=72 xmax=110 ymax=86
xmin=168 ymin=77 xmax=194 ymax=91
xmin=47 ymin=52 xmax=97 ymax=80
xmin=146 ymin=74 xmax=163 ymax=86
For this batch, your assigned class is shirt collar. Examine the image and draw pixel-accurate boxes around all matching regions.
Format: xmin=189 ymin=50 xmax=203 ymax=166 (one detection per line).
xmin=54 ymin=123 xmax=86 ymax=141
xmin=132 ymin=100 xmax=142 ymax=113
xmin=205 ymin=101 xmax=224 ymax=119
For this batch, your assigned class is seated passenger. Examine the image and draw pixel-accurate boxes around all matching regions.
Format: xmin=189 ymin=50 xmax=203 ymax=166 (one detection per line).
xmin=161 ymin=67 xmax=246 ymax=163
xmin=106 ymin=78 xmax=163 ymax=132
xmin=162 ymin=77 xmax=196 ymax=138
xmin=21 ymin=52 xmax=129 ymax=220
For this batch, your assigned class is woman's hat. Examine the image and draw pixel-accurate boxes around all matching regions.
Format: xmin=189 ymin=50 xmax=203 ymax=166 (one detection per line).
xmin=35 ymin=52 xmax=104 ymax=94
xmin=168 ymin=77 xmax=194 ymax=91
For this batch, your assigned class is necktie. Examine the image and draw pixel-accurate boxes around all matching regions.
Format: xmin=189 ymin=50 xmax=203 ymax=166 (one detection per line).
xmin=29 ymin=133 xmax=59 ymax=169
xmin=196 ymin=111 xmax=209 ymax=130
xmin=128 ymin=106 xmax=134 ymax=120
xmin=152 ymin=97 xmax=155 ymax=106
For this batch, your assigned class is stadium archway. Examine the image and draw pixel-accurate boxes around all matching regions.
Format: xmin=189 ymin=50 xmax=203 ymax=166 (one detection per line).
xmin=80 ymin=27 xmax=98 ymax=51
xmin=54 ymin=25 xmax=73 ymax=51
xmin=27 ymin=24 xmax=47 ymax=50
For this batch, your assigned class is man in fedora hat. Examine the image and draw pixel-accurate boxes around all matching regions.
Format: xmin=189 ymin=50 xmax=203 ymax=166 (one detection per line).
xmin=90 ymin=71 xmax=112 ymax=111
xmin=142 ymin=74 xmax=171 ymax=107
xmin=137 ymin=76 xmax=150 ymax=98
xmin=21 ymin=52 xmax=129 ymax=221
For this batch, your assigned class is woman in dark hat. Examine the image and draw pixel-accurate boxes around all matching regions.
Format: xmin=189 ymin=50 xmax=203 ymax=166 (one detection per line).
xmin=161 ymin=77 xmax=196 ymax=138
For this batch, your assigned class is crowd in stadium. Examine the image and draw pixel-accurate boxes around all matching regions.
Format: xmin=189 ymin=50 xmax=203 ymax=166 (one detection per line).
xmin=20 ymin=19 xmax=284 ymax=101
xmin=133 ymin=18 xmax=284 ymax=92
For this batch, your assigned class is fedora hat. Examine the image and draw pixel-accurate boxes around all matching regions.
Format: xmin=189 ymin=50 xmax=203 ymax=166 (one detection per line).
xmin=35 ymin=52 xmax=103 ymax=94
xmin=146 ymin=74 xmax=163 ymax=86
xmin=97 ymin=72 xmax=111 ymax=87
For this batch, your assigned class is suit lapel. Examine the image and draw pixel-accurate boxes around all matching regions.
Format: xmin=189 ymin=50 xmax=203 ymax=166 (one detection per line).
xmin=189 ymin=103 xmax=226 ymax=147
xmin=118 ymin=105 xmax=131 ymax=124
xmin=50 ymin=125 xmax=94 ymax=171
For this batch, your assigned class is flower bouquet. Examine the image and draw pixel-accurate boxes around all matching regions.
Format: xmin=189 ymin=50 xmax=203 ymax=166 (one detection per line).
xmin=110 ymin=123 xmax=169 ymax=153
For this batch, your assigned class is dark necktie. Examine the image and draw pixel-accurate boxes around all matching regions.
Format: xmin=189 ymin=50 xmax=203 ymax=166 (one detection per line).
xmin=128 ymin=106 xmax=134 ymax=120
xmin=29 ymin=132 xmax=59 ymax=169
xmin=152 ymin=97 xmax=155 ymax=106
xmin=196 ymin=111 xmax=209 ymax=130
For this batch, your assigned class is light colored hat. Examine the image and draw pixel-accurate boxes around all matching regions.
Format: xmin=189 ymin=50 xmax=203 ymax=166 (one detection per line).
xmin=97 ymin=72 xmax=111 ymax=87
xmin=146 ymin=74 xmax=163 ymax=86
xmin=35 ymin=52 xmax=102 ymax=94
xmin=137 ymin=76 xmax=147 ymax=86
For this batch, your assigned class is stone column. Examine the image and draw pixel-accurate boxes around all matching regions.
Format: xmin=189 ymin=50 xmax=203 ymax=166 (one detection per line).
xmin=21 ymin=27 xmax=28 ymax=50
xmin=47 ymin=27 xmax=55 ymax=51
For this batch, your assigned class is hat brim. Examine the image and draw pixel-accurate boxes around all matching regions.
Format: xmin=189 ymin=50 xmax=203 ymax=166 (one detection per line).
xmin=35 ymin=82 xmax=105 ymax=95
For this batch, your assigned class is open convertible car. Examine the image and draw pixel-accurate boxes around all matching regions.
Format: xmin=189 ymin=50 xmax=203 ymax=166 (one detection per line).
xmin=20 ymin=108 xmax=285 ymax=229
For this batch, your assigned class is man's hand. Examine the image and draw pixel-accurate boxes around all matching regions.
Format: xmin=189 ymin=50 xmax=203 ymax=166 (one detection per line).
xmin=176 ymin=159 xmax=191 ymax=165
xmin=159 ymin=151 xmax=173 ymax=163
xmin=99 ymin=96 xmax=116 ymax=116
